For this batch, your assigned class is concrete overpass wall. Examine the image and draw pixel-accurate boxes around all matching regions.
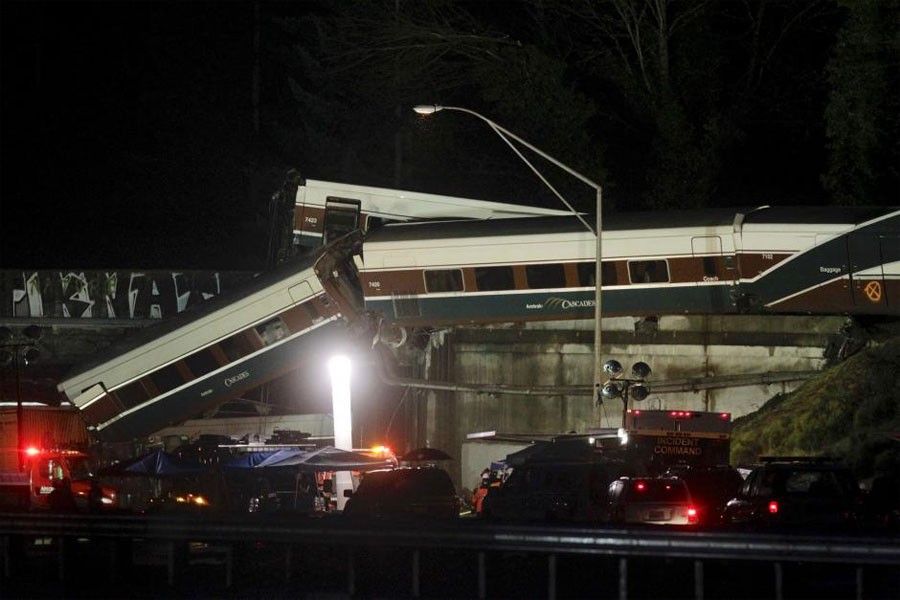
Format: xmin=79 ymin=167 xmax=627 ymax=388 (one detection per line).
xmin=415 ymin=314 xmax=847 ymax=489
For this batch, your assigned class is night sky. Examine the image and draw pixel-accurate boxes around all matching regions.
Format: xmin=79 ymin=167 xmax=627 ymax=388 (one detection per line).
xmin=2 ymin=2 xmax=265 ymax=270
xmin=2 ymin=1 xmax=896 ymax=271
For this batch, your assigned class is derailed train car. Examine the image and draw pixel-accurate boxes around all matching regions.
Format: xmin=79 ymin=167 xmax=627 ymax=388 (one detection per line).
xmin=292 ymin=178 xmax=574 ymax=251
xmin=57 ymin=235 xmax=364 ymax=442
xmin=56 ymin=179 xmax=573 ymax=442
xmin=56 ymin=199 xmax=898 ymax=441
xmin=354 ymin=205 xmax=899 ymax=332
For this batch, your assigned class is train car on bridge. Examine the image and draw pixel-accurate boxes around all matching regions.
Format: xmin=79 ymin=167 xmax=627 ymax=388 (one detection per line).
xmin=57 ymin=235 xmax=364 ymax=442
xmin=354 ymin=205 xmax=899 ymax=335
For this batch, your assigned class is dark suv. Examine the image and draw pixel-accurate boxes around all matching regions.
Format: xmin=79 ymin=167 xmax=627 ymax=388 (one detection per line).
xmin=343 ymin=467 xmax=460 ymax=519
xmin=481 ymin=460 xmax=625 ymax=523
xmin=721 ymin=457 xmax=863 ymax=530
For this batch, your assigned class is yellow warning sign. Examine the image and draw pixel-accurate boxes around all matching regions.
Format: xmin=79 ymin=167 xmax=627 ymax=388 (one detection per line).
xmin=864 ymin=281 xmax=882 ymax=303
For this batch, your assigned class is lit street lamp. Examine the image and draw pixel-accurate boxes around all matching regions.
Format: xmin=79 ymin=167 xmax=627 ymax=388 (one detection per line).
xmin=413 ymin=104 xmax=606 ymax=407
xmin=328 ymin=354 xmax=353 ymax=510
xmin=0 ymin=325 xmax=43 ymax=471
xmin=599 ymin=359 xmax=652 ymax=428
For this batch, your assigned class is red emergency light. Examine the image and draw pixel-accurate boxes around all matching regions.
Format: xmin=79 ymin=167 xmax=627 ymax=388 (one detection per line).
xmin=668 ymin=411 xmax=693 ymax=418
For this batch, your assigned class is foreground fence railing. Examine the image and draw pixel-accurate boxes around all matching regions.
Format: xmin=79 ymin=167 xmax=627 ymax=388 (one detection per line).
xmin=1 ymin=512 xmax=898 ymax=599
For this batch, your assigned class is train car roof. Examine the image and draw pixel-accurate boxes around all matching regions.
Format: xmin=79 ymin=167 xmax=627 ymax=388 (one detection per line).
xmin=364 ymin=205 xmax=898 ymax=243
xmin=363 ymin=210 xmax=733 ymax=242
xmin=738 ymin=205 xmax=897 ymax=225
xmin=300 ymin=179 xmax=575 ymax=219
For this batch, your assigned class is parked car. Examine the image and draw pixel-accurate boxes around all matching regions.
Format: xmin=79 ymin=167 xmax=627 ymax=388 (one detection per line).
xmin=862 ymin=474 xmax=900 ymax=531
xmin=343 ymin=467 xmax=460 ymax=519
xmin=481 ymin=460 xmax=626 ymax=523
xmin=607 ymin=477 xmax=699 ymax=526
xmin=663 ymin=464 xmax=744 ymax=525
xmin=721 ymin=457 xmax=863 ymax=530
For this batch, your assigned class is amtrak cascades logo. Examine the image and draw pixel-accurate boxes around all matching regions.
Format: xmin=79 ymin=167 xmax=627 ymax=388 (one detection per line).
xmin=224 ymin=371 xmax=250 ymax=388
xmin=541 ymin=297 xmax=596 ymax=310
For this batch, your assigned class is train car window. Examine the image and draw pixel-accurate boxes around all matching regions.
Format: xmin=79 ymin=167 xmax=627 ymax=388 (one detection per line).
xmin=577 ymin=262 xmax=618 ymax=286
xmin=220 ymin=333 xmax=255 ymax=362
xmin=149 ymin=364 xmax=184 ymax=395
xmin=184 ymin=348 xmax=220 ymax=378
xmin=703 ymin=257 xmax=717 ymax=278
xmin=424 ymin=269 xmax=464 ymax=293
xmin=323 ymin=197 xmax=361 ymax=245
xmin=364 ymin=215 xmax=401 ymax=231
xmin=256 ymin=317 xmax=290 ymax=346
xmin=474 ymin=266 xmax=515 ymax=291
xmin=115 ymin=380 xmax=151 ymax=409
xmin=301 ymin=299 xmax=322 ymax=321
xmin=392 ymin=293 xmax=420 ymax=318
xmin=525 ymin=264 xmax=565 ymax=289
xmin=628 ymin=260 xmax=669 ymax=284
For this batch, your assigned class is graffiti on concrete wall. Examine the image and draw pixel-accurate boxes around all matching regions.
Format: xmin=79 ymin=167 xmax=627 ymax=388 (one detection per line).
xmin=2 ymin=270 xmax=256 ymax=320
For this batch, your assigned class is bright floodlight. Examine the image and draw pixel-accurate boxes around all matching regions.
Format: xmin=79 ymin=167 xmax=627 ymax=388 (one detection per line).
xmin=328 ymin=355 xmax=352 ymax=451
xmin=631 ymin=361 xmax=651 ymax=379
xmin=413 ymin=104 xmax=442 ymax=115
xmin=630 ymin=384 xmax=650 ymax=401
xmin=22 ymin=347 xmax=40 ymax=365
xmin=328 ymin=355 xmax=353 ymax=511
xmin=603 ymin=359 xmax=623 ymax=378
xmin=601 ymin=383 xmax=621 ymax=400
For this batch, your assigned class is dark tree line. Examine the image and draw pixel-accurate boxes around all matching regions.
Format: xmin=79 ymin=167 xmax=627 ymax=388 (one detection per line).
xmin=260 ymin=0 xmax=897 ymax=213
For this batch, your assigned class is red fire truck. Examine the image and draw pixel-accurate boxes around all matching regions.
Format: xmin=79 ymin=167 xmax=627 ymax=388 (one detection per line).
xmin=0 ymin=407 xmax=116 ymax=510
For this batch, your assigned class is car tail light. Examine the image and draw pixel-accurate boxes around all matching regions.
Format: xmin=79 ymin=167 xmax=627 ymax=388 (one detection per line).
xmin=768 ymin=501 xmax=779 ymax=514
xmin=635 ymin=482 xmax=646 ymax=491
xmin=687 ymin=506 xmax=698 ymax=524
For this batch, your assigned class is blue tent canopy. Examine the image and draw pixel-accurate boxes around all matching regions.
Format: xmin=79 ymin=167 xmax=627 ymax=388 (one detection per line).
xmin=98 ymin=450 xmax=208 ymax=477
xmin=254 ymin=446 xmax=396 ymax=471
xmin=254 ymin=449 xmax=308 ymax=468
xmin=221 ymin=451 xmax=279 ymax=469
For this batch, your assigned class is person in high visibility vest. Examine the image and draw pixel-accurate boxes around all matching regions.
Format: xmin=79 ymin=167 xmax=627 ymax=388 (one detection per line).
xmin=472 ymin=469 xmax=488 ymax=514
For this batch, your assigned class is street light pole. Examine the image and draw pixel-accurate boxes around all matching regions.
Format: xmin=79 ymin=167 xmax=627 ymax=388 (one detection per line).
xmin=413 ymin=104 xmax=605 ymax=408
xmin=0 ymin=325 xmax=42 ymax=471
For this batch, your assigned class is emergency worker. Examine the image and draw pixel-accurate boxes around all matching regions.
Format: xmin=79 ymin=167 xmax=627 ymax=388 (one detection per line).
xmin=49 ymin=477 xmax=78 ymax=512
xmin=88 ymin=478 xmax=104 ymax=513
xmin=471 ymin=469 xmax=488 ymax=513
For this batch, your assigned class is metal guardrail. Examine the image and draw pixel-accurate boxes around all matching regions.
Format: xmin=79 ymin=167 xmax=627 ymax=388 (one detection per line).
xmin=1 ymin=512 xmax=898 ymax=599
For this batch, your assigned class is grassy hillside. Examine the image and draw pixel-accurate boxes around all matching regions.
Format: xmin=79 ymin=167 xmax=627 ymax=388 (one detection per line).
xmin=731 ymin=336 xmax=900 ymax=479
